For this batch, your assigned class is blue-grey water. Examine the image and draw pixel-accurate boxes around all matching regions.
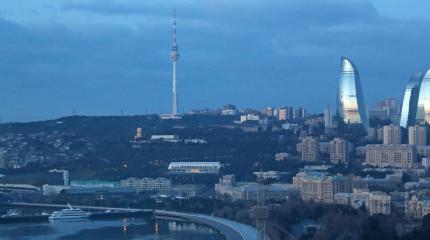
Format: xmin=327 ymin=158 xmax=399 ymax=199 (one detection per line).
xmin=0 ymin=218 xmax=225 ymax=240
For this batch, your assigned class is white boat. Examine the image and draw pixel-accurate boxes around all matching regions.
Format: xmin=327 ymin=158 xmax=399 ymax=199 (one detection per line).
xmin=48 ymin=204 xmax=89 ymax=221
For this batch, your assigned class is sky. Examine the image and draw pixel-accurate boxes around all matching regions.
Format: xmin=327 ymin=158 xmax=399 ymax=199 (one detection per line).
xmin=0 ymin=0 xmax=430 ymax=122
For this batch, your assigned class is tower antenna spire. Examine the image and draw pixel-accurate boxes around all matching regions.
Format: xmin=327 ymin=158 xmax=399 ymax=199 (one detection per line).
xmin=173 ymin=8 xmax=177 ymax=48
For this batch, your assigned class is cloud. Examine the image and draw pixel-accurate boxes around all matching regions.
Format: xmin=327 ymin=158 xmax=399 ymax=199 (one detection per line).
xmin=0 ymin=0 xmax=429 ymax=121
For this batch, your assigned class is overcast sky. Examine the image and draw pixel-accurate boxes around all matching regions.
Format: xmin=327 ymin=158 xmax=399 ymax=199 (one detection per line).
xmin=0 ymin=0 xmax=430 ymax=122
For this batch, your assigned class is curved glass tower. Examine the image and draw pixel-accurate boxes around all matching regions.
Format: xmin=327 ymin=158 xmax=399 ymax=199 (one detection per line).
xmin=337 ymin=57 xmax=368 ymax=130
xmin=416 ymin=69 xmax=430 ymax=124
xmin=399 ymin=72 xmax=423 ymax=128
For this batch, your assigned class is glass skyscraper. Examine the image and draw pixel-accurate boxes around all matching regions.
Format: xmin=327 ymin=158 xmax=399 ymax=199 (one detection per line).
xmin=399 ymin=72 xmax=423 ymax=128
xmin=337 ymin=57 xmax=368 ymax=130
xmin=416 ymin=69 xmax=430 ymax=125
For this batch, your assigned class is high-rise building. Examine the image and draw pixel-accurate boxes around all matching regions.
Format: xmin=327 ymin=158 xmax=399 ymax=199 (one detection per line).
xmin=383 ymin=124 xmax=402 ymax=144
xmin=286 ymin=107 xmax=295 ymax=120
xmin=367 ymin=127 xmax=377 ymax=141
xmin=337 ymin=57 xmax=368 ymax=130
xmin=0 ymin=149 xmax=7 ymax=169
xmin=324 ymin=106 xmax=332 ymax=129
xmin=170 ymin=9 xmax=180 ymax=115
xmin=416 ymin=69 xmax=430 ymax=125
xmin=296 ymin=107 xmax=306 ymax=119
xmin=365 ymin=144 xmax=417 ymax=169
xmin=377 ymin=127 xmax=384 ymax=141
xmin=378 ymin=98 xmax=400 ymax=115
xmin=301 ymin=137 xmax=319 ymax=162
xmin=330 ymin=138 xmax=350 ymax=164
xmin=265 ymin=107 xmax=274 ymax=117
xmin=278 ymin=107 xmax=287 ymax=121
xmin=408 ymin=125 xmax=427 ymax=146
xmin=400 ymin=72 xmax=423 ymax=128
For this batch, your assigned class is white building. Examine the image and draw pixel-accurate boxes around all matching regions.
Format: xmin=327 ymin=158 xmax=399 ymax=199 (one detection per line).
xmin=168 ymin=162 xmax=221 ymax=174
xmin=150 ymin=135 xmax=179 ymax=142
xmin=120 ymin=177 xmax=171 ymax=193
xmin=240 ymin=114 xmax=260 ymax=123
xmin=324 ymin=107 xmax=332 ymax=129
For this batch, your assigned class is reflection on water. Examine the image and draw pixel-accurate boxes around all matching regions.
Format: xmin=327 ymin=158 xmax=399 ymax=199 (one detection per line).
xmin=0 ymin=218 xmax=225 ymax=240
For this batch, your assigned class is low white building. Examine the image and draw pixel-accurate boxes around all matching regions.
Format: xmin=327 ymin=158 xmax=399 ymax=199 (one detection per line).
xmin=240 ymin=114 xmax=260 ymax=123
xmin=168 ymin=162 xmax=221 ymax=174
xmin=150 ymin=135 xmax=179 ymax=142
xmin=120 ymin=177 xmax=171 ymax=193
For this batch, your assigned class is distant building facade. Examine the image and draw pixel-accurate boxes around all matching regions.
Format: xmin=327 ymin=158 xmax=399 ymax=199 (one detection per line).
xmin=292 ymin=171 xmax=366 ymax=204
xmin=408 ymin=125 xmax=427 ymax=146
xmin=120 ymin=177 xmax=171 ymax=193
xmin=301 ymin=137 xmax=319 ymax=162
xmin=368 ymin=191 xmax=391 ymax=216
xmin=405 ymin=195 xmax=430 ymax=218
xmin=365 ymin=144 xmax=417 ymax=169
xmin=264 ymin=107 xmax=275 ymax=117
xmin=324 ymin=107 xmax=333 ymax=129
xmin=168 ymin=162 xmax=221 ymax=174
xmin=329 ymin=138 xmax=350 ymax=164
xmin=278 ymin=108 xmax=287 ymax=121
xmin=0 ymin=150 xmax=7 ymax=169
xmin=215 ymin=175 xmax=296 ymax=201
xmin=383 ymin=124 xmax=402 ymax=145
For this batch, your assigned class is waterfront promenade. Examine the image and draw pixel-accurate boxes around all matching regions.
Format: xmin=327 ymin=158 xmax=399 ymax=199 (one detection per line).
xmin=155 ymin=210 xmax=259 ymax=240
xmin=0 ymin=202 xmax=261 ymax=240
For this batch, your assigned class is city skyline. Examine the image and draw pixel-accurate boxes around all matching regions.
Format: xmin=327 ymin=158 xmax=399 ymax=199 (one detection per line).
xmin=1 ymin=0 xmax=430 ymax=121
xmin=3 ymin=2 xmax=430 ymax=240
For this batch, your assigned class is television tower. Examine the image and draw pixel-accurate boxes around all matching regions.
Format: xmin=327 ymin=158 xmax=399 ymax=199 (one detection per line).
xmin=170 ymin=9 xmax=179 ymax=115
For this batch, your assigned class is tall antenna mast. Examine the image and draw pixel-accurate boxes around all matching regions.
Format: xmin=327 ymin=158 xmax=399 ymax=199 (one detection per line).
xmin=170 ymin=8 xmax=179 ymax=115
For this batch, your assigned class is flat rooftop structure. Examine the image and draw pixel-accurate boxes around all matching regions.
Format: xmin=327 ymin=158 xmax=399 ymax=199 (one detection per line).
xmin=168 ymin=162 xmax=221 ymax=174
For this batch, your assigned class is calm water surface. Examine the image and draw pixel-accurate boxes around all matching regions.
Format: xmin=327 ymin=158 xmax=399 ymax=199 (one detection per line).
xmin=0 ymin=218 xmax=225 ymax=240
